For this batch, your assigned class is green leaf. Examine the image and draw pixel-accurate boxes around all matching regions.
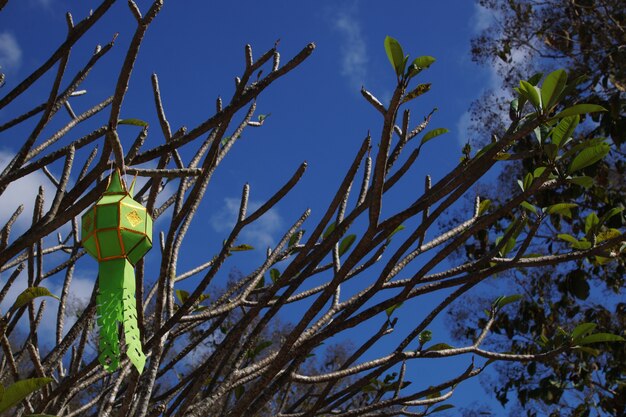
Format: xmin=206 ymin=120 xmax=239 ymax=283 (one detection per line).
xmin=594 ymin=255 xmax=613 ymax=265
xmin=520 ymin=201 xmax=537 ymax=214
xmin=0 ymin=378 xmax=53 ymax=413
xmin=407 ymin=56 xmax=436 ymax=78
xmin=12 ymin=287 xmax=59 ymax=310
xmin=575 ymin=346 xmax=600 ymax=356
xmin=573 ymin=240 xmax=592 ymax=250
xmin=557 ymin=233 xmax=578 ymax=245
xmin=474 ymin=142 xmax=494 ymax=160
xmin=519 ymin=80 xmax=541 ymax=110
xmin=521 ymin=253 xmax=542 ymax=258
xmin=118 ymin=118 xmax=148 ymax=127
xmin=541 ymin=69 xmax=567 ymax=111
xmin=361 ymin=379 xmax=380 ymax=393
xmin=599 ymin=207 xmax=624 ymax=227
xmin=543 ymin=143 xmax=558 ymax=160
xmin=527 ymin=72 xmax=544 ymax=86
xmin=384 ymin=36 xmax=405 ymax=76
xmin=234 ymin=385 xmax=245 ymax=399
xmin=387 ymin=224 xmax=405 ymax=241
xmin=402 ymin=83 xmax=431 ymax=103
xmin=419 ymin=330 xmax=432 ymax=345
xmin=597 ymin=228 xmax=621 ymax=243
xmin=561 ymin=136 xmax=607 ymax=159
xmin=245 ymin=343 xmax=267 ymax=360
xmin=478 ymin=199 xmax=491 ymax=216
xmin=247 ymin=340 xmax=273 ymax=358
xmin=522 ymin=172 xmax=533 ymax=191
xmin=575 ymin=333 xmax=625 ymax=346
xmin=385 ymin=303 xmax=403 ymax=318
xmin=551 ymin=115 xmax=579 ymax=147
xmin=288 ymin=230 xmax=304 ymax=247
xmin=553 ymin=104 xmax=607 ymax=119
xmin=534 ymin=123 xmax=551 ymax=144
xmin=568 ymin=176 xmax=593 ymax=188
xmin=495 ymin=233 xmax=517 ymax=256
xmin=322 ymin=222 xmax=336 ymax=239
xmin=220 ymin=136 xmax=232 ymax=146
xmin=269 ymin=268 xmax=280 ymax=283
xmin=546 ymin=203 xmax=577 ymax=218
xmin=230 ymin=244 xmax=254 ymax=252
xmin=175 ymin=290 xmax=189 ymax=304
xmin=420 ymin=128 xmax=449 ymax=145
xmin=568 ymin=142 xmax=610 ymax=173
xmin=533 ymin=167 xmax=547 ymax=178
xmin=338 ymin=234 xmax=356 ymax=256
xmin=431 ymin=404 xmax=455 ymax=413
xmin=571 ymin=323 xmax=597 ymax=341
xmin=509 ymin=98 xmax=521 ymax=122
xmin=584 ymin=212 xmax=599 ymax=235
xmin=411 ymin=55 xmax=436 ymax=69
xmin=425 ymin=343 xmax=453 ymax=352
xmin=426 ymin=390 xmax=442 ymax=400
xmin=514 ymin=91 xmax=527 ymax=115
xmin=495 ymin=294 xmax=522 ymax=309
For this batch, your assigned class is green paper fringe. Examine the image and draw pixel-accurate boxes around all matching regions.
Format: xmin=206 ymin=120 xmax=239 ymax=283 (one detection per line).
xmin=96 ymin=274 xmax=122 ymax=372
xmin=122 ymin=269 xmax=146 ymax=373
xmin=97 ymin=259 xmax=146 ymax=373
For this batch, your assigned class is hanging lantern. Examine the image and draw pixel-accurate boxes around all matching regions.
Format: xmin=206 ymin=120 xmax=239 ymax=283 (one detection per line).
xmin=81 ymin=169 xmax=152 ymax=373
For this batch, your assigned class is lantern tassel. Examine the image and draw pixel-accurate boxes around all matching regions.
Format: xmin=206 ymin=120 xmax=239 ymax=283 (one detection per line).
xmin=97 ymin=258 xmax=146 ymax=373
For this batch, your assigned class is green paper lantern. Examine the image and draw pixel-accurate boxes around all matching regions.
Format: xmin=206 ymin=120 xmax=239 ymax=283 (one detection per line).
xmin=81 ymin=170 xmax=152 ymax=373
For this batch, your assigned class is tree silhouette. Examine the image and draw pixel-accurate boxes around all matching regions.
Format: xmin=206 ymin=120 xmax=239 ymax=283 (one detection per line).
xmin=455 ymin=1 xmax=626 ymax=415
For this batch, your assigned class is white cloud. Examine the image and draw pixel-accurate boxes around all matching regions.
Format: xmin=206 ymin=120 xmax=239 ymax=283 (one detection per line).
xmin=455 ymin=5 xmax=535 ymax=144
xmin=0 ymin=267 xmax=57 ymax=340
xmin=0 ymin=268 xmax=30 ymax=313
xmin=0 ymin=265 xmax=95 ymax=347
xmin=28 ymin=0 xmax=53 ymax=7
xmin=58 ymin=275 xmax=95 ymax=336
xmin=0 ymin=151 xmax=53 ymax=233
xmin=65 ymin=274 xmax=95 ymax=305
xmin=472 ymin=3 xmax=496 ymax=33
xmin=332 ymin=9 xmax=368 ymax=90
xmin=210 ymin=197 xmax=283 ymax=250
xmin=456 ymin=111 xmax=472 ymax=146
xmin=0 ymin=32 xmax=22 ymax=73
xmin=471 ymin=3 xmax=533 ymax=97
xmin=491 ymin=48 xmax=531 ymax=97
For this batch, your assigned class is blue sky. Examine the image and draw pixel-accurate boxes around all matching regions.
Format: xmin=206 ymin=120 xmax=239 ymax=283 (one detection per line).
xmin=0 ymin=0 xmax=511 ymax=414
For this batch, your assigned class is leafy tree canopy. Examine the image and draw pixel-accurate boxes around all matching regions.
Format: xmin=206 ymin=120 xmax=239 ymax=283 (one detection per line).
xmin=449 ymin=1 xmax=626 ymax=416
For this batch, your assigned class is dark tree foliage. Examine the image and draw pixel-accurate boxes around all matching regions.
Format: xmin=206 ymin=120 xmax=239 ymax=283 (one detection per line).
xmin=472 ymin=0 xmax=625 ymax=146
xmin=449 ymin=1 xmax=626 ymax=416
